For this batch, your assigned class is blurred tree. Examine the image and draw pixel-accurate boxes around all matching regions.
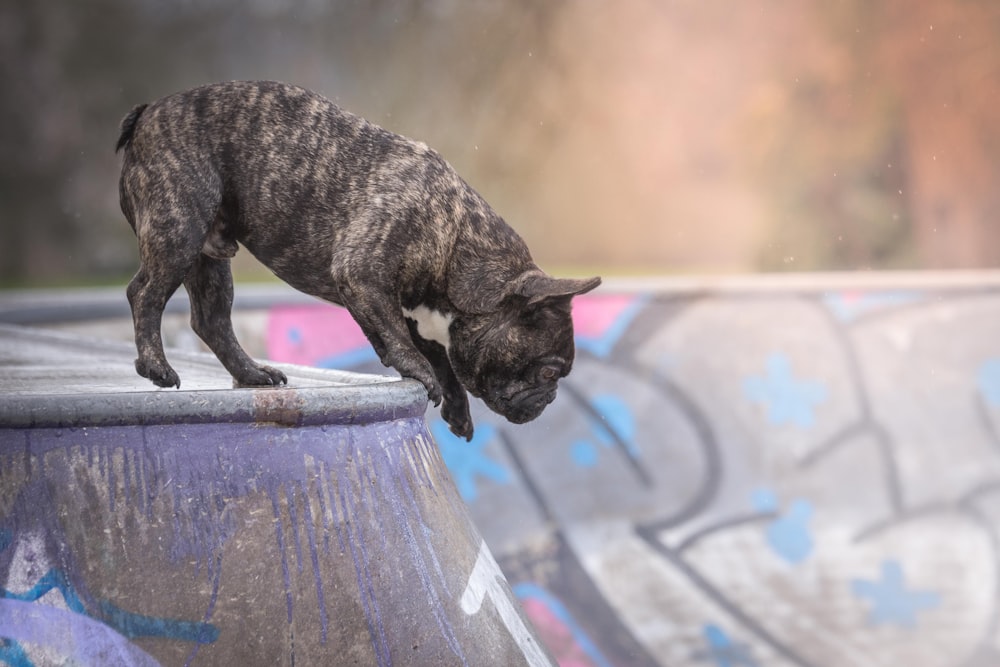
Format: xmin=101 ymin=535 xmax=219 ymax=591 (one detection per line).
xmin=748 ymin=0 xmax=1000 ymax=271
xmin=747 ymin=1 xmax=914 ymax=271
xmin=0 ymin=0 xmax=571 ymax=284
xmin=878 ymin=0 xmax=1000 ymax=268
xmin=1 ymin=0 xmax=998 ymax=284
xmin=0 ymin=0 xmax=246 ymax=283
xmin=306 ymin=0 xmax=571 ymax=226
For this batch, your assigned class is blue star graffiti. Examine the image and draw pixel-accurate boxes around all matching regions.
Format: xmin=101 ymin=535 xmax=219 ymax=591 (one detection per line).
xmin=744 ymin=353 xmax=828 ymax=428
xmin=851 ymin=560 xmax=941 ymax=628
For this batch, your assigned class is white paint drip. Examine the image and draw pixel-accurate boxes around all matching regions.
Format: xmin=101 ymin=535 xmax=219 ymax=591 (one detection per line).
xmin=460 ymin=540 xmax=552 ymax=667
xmin=403 ymin=305 xmax=453 ymax=351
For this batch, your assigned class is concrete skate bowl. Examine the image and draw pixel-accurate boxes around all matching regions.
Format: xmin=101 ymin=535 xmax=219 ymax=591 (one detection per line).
xmin=6 ymin=272 xmax=1000 ymax=666
xmin=261 ymin=275 xmax=1000 ymax=667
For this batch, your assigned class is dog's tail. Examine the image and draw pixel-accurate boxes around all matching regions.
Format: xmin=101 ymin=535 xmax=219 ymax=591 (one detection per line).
xmin=115 ymin=103 xmax=149 ymax=154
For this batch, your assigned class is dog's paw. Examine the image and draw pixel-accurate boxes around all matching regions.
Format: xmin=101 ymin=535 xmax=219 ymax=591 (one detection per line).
xmin=442 ymin=397 xmax=474 ymax=442
xmin=406 ymin=371 xmax=442 ymax=407
xmin=135 ymin=358 xmax=181 ymax=389
xmin=383 ymin=350 xmax=442 ymax=405
xmin=445 ymin=412 xmax=474 ymax=442
xmin=233 ymin=364 xmax=288 ymax=388
xmin=423 ymin=378 xmax=444 ymax=407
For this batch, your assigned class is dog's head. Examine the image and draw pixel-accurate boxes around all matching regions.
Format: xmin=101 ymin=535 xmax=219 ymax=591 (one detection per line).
xmin=447 ymin=270 xmax=601 ymax=424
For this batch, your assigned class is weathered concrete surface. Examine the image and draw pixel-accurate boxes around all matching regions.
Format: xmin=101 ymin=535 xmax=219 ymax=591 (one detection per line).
xmin=213 ymin=273 xmax=1000 ymax=667
xmin=0 ymin=324 xmax=553 ymax=666
xmin=4 ymin=272 xmax=1000 ymax=666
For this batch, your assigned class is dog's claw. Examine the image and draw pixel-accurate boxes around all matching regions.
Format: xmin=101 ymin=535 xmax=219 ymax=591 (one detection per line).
xmin=448 ymin=420 xmax=474 ymax=442
xmin=428 ymin=388 xmax=443 ymax=407
xmin=136 ymin=358 xmax=181 ymax=389
xmin=416 ymin=376 xmax=443 ymax=407
xmin=441 ymin=396 xmax=473 ymax=441
xmin=263 ymin=365 xmax=288 ymax=386
xmin=234 ymin=364 xmax=288 ymax=388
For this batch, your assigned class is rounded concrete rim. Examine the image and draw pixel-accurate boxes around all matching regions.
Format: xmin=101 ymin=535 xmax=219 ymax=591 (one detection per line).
xmin=0 ymin=381 xmax=430 ymax=429
xmin=0 ymin=323 xmax=429 ymax=429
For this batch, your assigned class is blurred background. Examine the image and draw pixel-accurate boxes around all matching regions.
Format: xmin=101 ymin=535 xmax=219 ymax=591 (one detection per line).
xmin=2 ymin=0 xmax=999 ymax=286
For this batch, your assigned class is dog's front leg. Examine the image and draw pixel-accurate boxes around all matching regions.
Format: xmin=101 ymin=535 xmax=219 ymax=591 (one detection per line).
xmin=405 ymin=319 xmax=473 ymax=441
xmin=338 ymin=284 xmax=443 ymax=405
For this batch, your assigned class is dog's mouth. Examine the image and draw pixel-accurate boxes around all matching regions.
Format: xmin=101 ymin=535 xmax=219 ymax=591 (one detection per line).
xmin=488 ymin=385 xmax=557 ymax=424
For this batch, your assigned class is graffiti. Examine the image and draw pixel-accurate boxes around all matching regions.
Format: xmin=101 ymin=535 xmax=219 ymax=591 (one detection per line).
xmin=573 ymin=294 xmax=649 ymax=359
xmin=0 ymin=536 xmax=217 ymax=666
xmin=821 ymin=290 xmax=924 ymax=323
xmin=0 ymin=599 xmax=165 ymax=667
xmin=569 ymin=394 xmax=639 ymax=470
xmin=262 ymin=285 xmax=1000 ymax=665
xmin=0 ymin=637 xmax=30 ymax=667
xmin=514 ymin=584 xmax=612 ymax=667
xmin=1 ymin=569 xmax=219 ymax=643
xmin=751 ymin=489 xmax=814 ymax=565
xmin=851 ymin=560 xmax=942 ymax=629
xmin=431 ymin=421 xmax=512 ymax=502
xmin=461 ymin=541 xmax=551 ymax=667
xmin=691 ymin=625 xmax=758 ymax=667
xmin=743 ymin=353 xmax=827 ymax=428
xmin=267 ymin=303 xmax=378 ymax=370
xmin=0 ymin=409 xmax=554 ymax=665
xmin=980 ymin=359 xmax=1000 ymax=408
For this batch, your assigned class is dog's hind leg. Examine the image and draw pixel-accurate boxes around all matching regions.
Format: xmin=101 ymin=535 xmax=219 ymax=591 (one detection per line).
xmin=124 ymin=163 xmax=221 ymax=389
xmin=184 ymin=255 xmax=287 ymax=387
xmin=126 ymin=215 xmax=204 ymax=389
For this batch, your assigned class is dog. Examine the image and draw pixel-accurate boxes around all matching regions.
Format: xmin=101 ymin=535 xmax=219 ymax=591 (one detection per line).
xmin=116 ymin=80 xmax=600 ymax=440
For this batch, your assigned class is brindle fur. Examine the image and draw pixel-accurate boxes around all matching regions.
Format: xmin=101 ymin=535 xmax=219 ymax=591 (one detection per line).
xmin=117 ymin=80 xmax=599 ymax=440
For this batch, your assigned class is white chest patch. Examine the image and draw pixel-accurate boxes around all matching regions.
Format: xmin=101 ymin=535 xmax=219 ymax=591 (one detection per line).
xmin=402 ymin=305 xmax=453 ymax=351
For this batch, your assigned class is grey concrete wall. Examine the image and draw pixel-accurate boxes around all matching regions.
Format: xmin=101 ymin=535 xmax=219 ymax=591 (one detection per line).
xmin=256 ymin=276 xmax=1000 ymax=667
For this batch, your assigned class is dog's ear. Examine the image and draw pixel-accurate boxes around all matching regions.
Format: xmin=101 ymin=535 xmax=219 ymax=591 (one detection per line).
xmin=449 ymin=264 xmax=600 ymax=314
xmin=512 ymin=271 xmax=601 ymax=307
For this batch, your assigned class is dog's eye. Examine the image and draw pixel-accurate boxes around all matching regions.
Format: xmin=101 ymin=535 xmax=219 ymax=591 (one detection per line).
xmin=539 ymin=365 xmax=560 ymax=383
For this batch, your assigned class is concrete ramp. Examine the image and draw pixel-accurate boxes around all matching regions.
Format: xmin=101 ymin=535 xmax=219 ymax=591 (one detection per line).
xmin=0 ymin=325 xmax=552 ymax=666
xmin=3 ymin=274 xmax=999 ymax=666
xmin=261 ymin=275 xmax=1000 ymax=667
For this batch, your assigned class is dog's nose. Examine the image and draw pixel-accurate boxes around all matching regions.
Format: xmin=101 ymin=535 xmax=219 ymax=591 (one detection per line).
xmin=525 ymin=388 xmax=557 ymax=413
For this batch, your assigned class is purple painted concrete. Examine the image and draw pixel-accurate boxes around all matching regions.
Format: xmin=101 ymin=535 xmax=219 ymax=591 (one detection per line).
xmin=0 ymin=324 xmax=552 ymax=666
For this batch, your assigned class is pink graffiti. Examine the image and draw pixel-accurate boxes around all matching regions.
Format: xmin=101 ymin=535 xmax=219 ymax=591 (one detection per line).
xmin=266 ymin=304 xmax=370 ymax=367
xmin=571 ymin=294 xmax=636 ymax=340
xmin=520 ymin=597 xmax=601 ymax=667
xmin=266 ymin=294 xmax=644 ymax=369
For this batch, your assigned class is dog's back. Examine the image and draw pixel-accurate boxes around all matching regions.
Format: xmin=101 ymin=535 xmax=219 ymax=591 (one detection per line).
xmin=117 ymin=80 xmax=423 ymax=222
xmin=116 ymin=80 xmax=479 ymax=297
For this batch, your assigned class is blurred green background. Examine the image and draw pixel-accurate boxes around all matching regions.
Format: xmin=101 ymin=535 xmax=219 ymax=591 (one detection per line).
xmin=2 ymin=0 xmax=999 ymax=286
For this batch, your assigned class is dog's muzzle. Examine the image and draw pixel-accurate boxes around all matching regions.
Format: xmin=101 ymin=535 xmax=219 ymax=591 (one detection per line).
xmin=494 ymin=385 xmax=557 ymax=424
